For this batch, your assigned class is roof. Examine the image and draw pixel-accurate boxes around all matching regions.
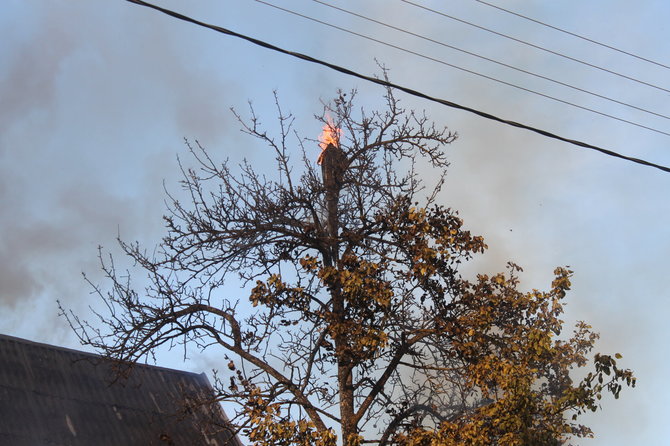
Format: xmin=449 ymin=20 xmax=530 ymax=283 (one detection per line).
xmin=0 ymin=333 xmax=243 ymax=446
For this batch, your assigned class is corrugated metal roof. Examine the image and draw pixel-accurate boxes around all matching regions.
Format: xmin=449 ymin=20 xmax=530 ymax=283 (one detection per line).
xmin=0 ymin=334 xmax=243 ymax=446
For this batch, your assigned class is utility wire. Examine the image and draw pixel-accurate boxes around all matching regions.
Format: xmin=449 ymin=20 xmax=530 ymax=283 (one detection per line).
xmin=401 ymin=0 xmax=670 ymax=94
xmin=124 ymin=0 xmax=670 ymax=174
xmin=260 ymin=0 xmax=670 ymax=137
xmin=311 ymin=0 xmax=670 ymax=122
xmin=475 ymin=0 xmax=670 ymax=70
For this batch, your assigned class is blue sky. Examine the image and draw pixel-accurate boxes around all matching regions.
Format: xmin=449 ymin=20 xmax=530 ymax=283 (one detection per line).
xmin=2 ymin=1 xmax=669 ymax=443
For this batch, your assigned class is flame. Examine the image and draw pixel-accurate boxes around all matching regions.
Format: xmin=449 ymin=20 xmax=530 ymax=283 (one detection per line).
xmin=317 ymin=117 xmax=341 ymax=165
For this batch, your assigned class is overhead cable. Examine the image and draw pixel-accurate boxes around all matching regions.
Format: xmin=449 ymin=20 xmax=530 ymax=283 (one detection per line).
xmin=401 ymin=0 xmax=670 ymax=94
xmin=311 ymin=0 xmax=670 ymax=122
xmin=260 ymin=0 xmax=670 ymax=136
xmin=475 ymin=0 xmax=670 ymax=70
xmin=124 ymin=0 xmax=670 ymax=174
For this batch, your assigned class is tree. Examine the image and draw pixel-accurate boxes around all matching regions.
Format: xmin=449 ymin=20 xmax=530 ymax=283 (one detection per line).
xmin=63 ymin=84 xmax=634 ymax=445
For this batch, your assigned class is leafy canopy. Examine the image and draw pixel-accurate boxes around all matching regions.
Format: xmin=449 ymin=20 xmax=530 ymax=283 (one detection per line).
xmin=63 ymin=85 xmax=634 ymax=446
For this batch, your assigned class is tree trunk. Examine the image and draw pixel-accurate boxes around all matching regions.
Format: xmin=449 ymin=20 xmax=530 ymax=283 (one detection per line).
xmin=322 ymin=143 xmax=356 ymax=444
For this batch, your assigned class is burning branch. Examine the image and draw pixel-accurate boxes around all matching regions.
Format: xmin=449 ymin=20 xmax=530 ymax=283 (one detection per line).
xmin=317 ymin=119 xmax=346 ymax=264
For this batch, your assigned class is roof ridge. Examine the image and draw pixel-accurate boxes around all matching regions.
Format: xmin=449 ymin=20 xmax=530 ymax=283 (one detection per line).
xmin=0 ymin=332 xmax=206 ymax=378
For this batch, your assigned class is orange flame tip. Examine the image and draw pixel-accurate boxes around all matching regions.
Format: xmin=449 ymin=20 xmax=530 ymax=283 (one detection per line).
xmin=317 ymin=118 xmax=341 ymax=165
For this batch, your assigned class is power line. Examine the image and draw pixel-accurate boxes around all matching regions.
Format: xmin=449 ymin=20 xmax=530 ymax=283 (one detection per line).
xmin=474 ymin=0 xmax=670 ymax=70
xmin=310 ymin=0 xmax=670 ymax=123
xmin=123 ymin=0 xmax=670 ymax=174
xmin=401 ymin=0 xmax=670 ymax=95
xmin=259 ymin=0 xmax=670 ymax=137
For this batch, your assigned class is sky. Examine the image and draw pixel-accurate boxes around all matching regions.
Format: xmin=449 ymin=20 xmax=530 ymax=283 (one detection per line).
xmin=2 ymin=0 xmax=669 ymax=443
